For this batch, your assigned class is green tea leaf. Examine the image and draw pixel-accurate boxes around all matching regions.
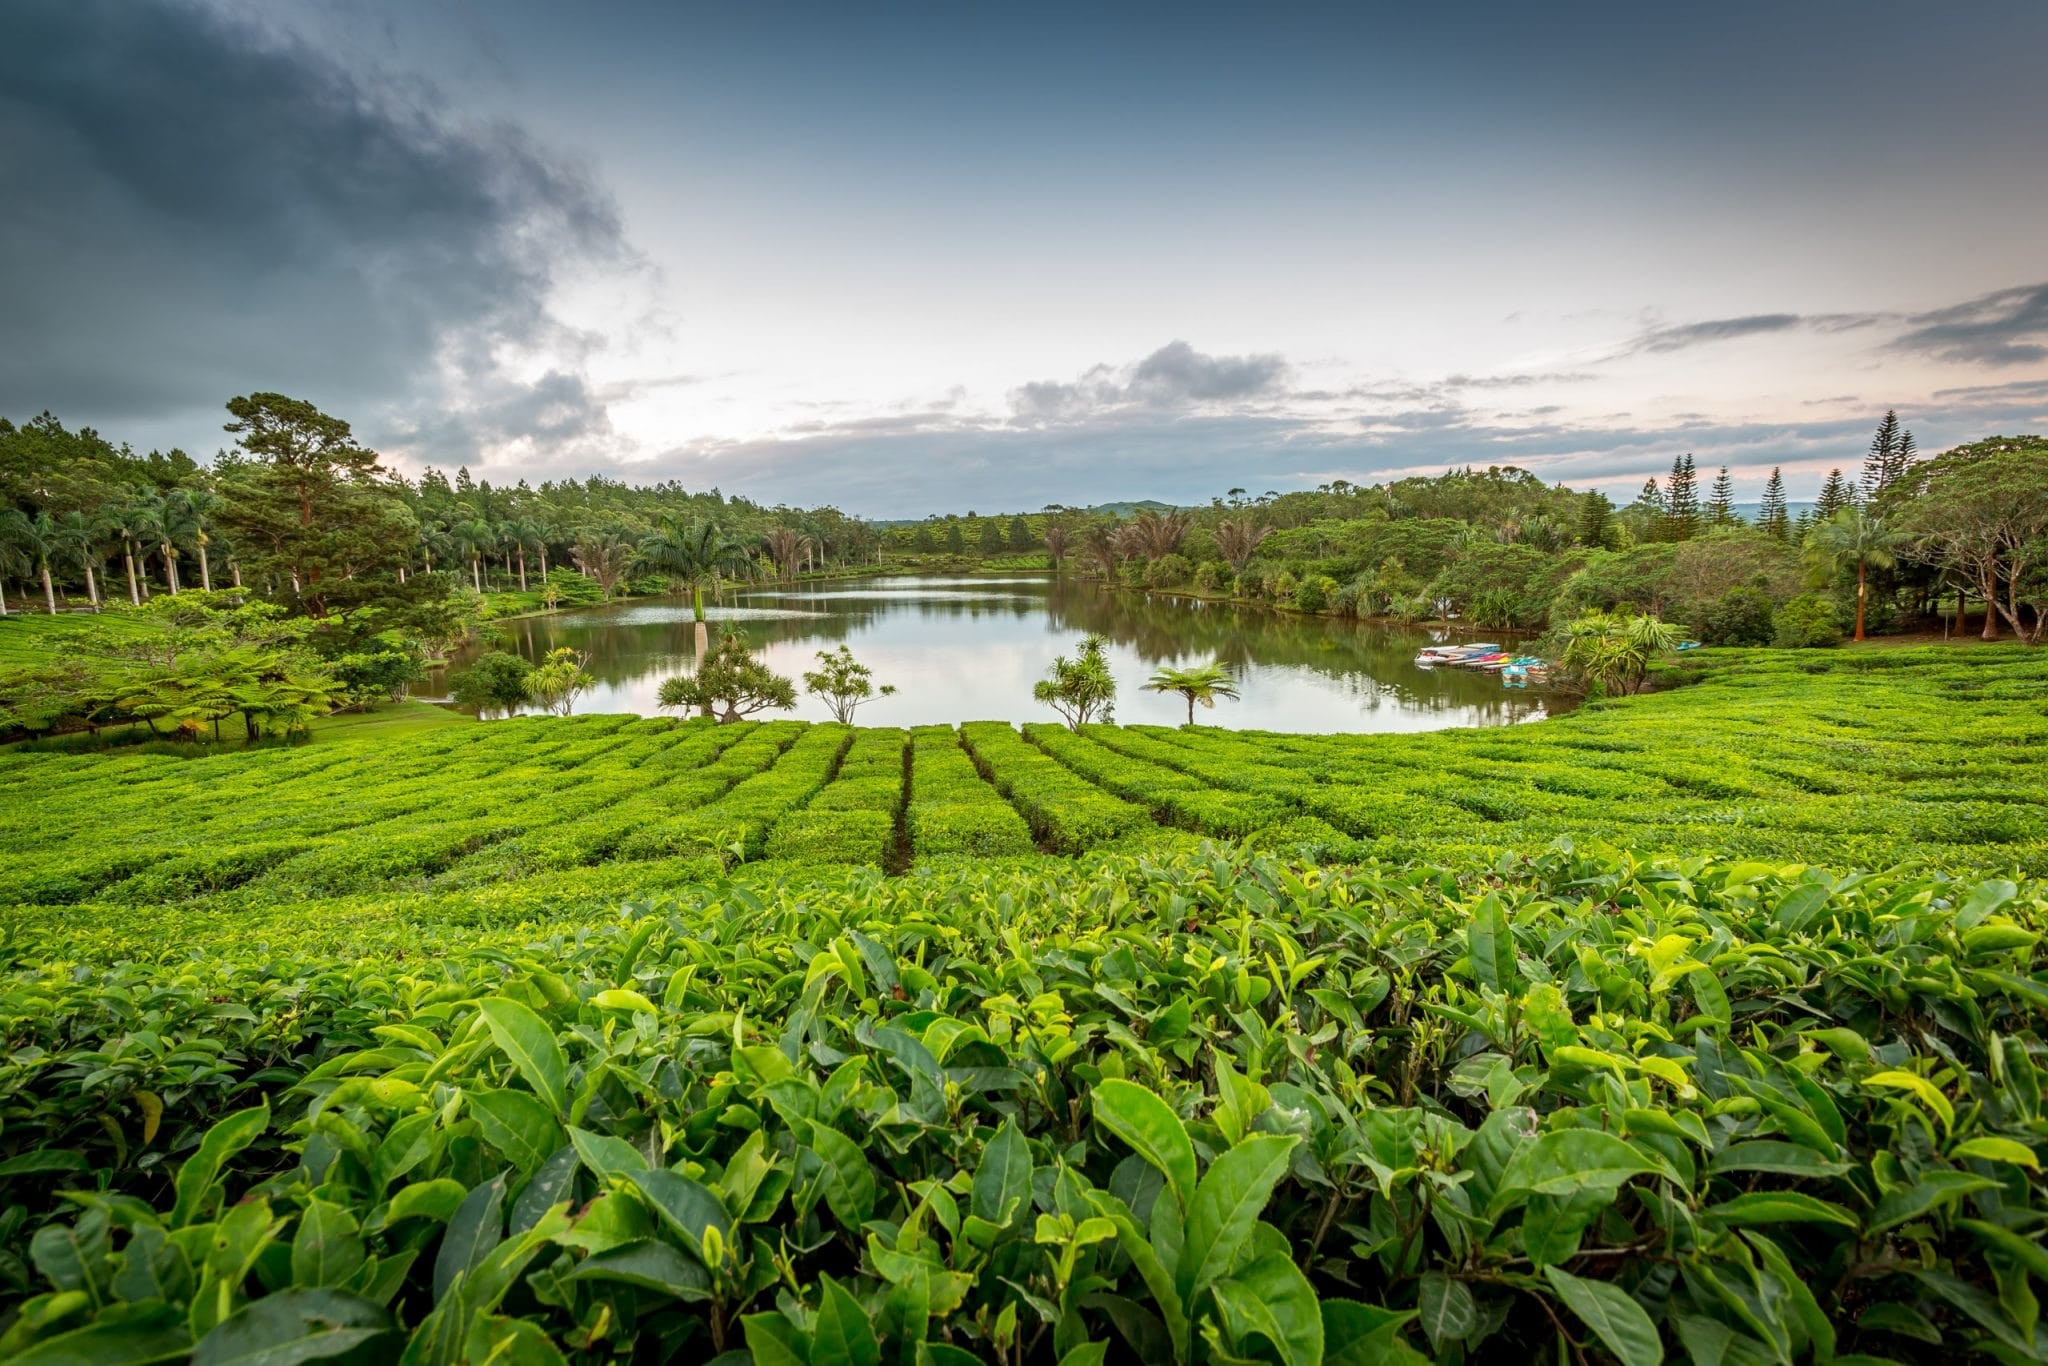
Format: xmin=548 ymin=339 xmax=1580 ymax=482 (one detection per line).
xmin=478 ymin=997 xmax=570 ymax=1118
xmin=171 ymin=1103 xmax=269 ymax=1229
xmin=812 ymin=1274 xmax=882 ymax=1366
xmin=468 ymin=1088 xmax=565 ymax=1175
xmin=1092 ymin=1079 xmax=1197 ymax=1211
xmin=1176 ymin=1134 xmax=1297 ymax=1303
xmin=1211 ymin=1248 xmax=1324 ymax=1366
xmin=970 ymin=1118 xmax=1032 ymax=1228
xmin=1542 ymin=1265 xmax=1663 ymax=1366
xmin=191 ymin=1288 xmax=391 ymax=1366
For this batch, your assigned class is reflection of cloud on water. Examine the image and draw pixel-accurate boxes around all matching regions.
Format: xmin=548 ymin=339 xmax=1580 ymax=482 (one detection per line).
xmin=556 ymin=605 xmax=831 ymax=626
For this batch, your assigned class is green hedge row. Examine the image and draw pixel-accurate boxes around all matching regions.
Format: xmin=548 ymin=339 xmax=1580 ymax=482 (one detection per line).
xmin=959 ymin=721 xmax=1151 ymax=854
xmin=905 ymin=724 xmax=1035 ymax=858
xmin=764 ymin=729 xmax=906 ymax=864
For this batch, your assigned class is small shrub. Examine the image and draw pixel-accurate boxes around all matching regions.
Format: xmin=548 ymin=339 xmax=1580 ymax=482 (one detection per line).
xmin=1144 ymin=553 xmax=1192 ymax=588
xmin=1292 ymin=574 xmax=1338 ymax=613
xmin=1700 ymin=586 xmax=1778 ymax=646
xmin=448 ymin=650 xmax=534 ymax=712
xmin=1774 ymin=593 xmax=1843 ymax=648
xmin=1192 ymin=561 xmax=1227 ymax=592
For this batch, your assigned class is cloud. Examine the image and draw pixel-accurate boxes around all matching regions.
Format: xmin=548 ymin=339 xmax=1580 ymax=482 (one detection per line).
xmin=1009 ymin=341 xmax=1287 ymax=423
xmin=0 ymin=0 xmax=629 ymax=459
xmin=1892 ymin=282 xmax=2048 ymax=366
xmin=1615 ymin=313 xmax=1806 ymax=355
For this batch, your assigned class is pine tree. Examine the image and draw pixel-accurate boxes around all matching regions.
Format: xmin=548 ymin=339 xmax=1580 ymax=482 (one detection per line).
xmin=1632 ymin=478 xmax=1666 ymax=515
xmin=1578 ymin=490 xmax=1613 ymax=547
xmin=1815 ymin=468 xmax=1854 ymax=520
xmin=1664 ymin=453 xmax=1700 ymax=540
xmin=1862 ymin=411 xmax=1902 ymax=500
xmin=1707 ymin=466 xmax=1735 ymax=525
xmin=1759 ymin=467 xmax=1790 ymax=541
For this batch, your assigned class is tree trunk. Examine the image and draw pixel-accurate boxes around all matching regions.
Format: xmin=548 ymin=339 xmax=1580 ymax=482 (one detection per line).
xmin=41 ymin=563 xmax=56 ymax=614
xmin=123 ymin=543 xmax=141 ymax=602
xmin=232 ymin=561 xmax=242 ymax=588
xmin=1981 ymin=569 xmax=2000 ymax=639
xmin=84 ymin=563 xmax=99 ymax=610
xmin=540 ymin=547 xmax=548 ymax=582
xmin=517 ymin=549 xmax=527 ymax=592
xmin=472 ymin=557 xmax=482 ymax=593
xmin=1186 ymin=695 xmax=1195 ymax=726
xmin=0 ymin=581 xmax=9 ymax=615
xmin=1853 ymin=560 xmax=1867 ymax=641
xmin=163 ymin=544 xmax=181 ymax=594
xmin=198 ymin=543 xmax=211 ymax=591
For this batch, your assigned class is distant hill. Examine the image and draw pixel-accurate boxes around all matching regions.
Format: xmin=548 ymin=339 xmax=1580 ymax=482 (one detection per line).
xmin=872 ymin=498 xmax=1176 ymax=528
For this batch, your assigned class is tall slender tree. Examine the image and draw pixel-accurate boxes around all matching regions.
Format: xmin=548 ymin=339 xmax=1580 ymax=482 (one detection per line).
xmin=1860 ymin=409 xmax=1919 ymax=501
xmin=1663 ymin=454 xmax=1700 ymax=540
xmin=1706 ymin=466 xmax=1735 ymax=525
xmin=1804 ymin=508 xmax=1906 ymax=641
xmin=1814 ymin=468 xmax=1855 ymax=520
xmin=1758 ymin=467 xmax=1790 ymax=541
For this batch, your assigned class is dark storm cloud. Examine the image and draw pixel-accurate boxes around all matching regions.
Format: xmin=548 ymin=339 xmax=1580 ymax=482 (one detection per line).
xmin=1010 ymin=341 xmax=1287 ymax=423
xmin=0 ymin=0 xmax=626 ymax=453
xmin=1892 ymin=282 xmax=2048 ymax=367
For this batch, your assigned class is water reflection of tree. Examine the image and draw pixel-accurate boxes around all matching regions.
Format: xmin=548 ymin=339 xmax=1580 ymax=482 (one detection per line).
xmin=1042 ymin=580 xmax=1541 ymax=718
xmin=453 ymin=578 xmax=1557 ymax=725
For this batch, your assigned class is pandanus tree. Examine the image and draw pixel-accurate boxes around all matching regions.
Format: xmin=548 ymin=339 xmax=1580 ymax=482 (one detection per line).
xmin=1215 ymin=517 xmax=1272 ymax=572
xmin=1130 ymin=507 xmax=1193 ymax=559
xmin=1043 ymin=521 xmax=1071 ymax=571
xmin=1803 ymin=508 xmax=1906 ymax=641
xmin=763 ymin=525 xmax=811 ymax=582
xmin=1560 ymin=611 xmax=1684 ymax=696
xmin=657 ymin=627 xmax=795 ymax=722
xmin=1034 ymin=633 xmax=1117 ymax=730
xmin=1145 ymin=660 xmax=1240 ymax=726
xmin=638 ymin=516 xmax=753 ymax=653
xmin=571 ymin=530 xmax=635 ymax=600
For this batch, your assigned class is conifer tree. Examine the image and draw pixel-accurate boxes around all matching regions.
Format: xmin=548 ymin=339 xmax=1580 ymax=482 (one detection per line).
xmin=1578 ymin=490 xmax=1613 ymax=547
xmin=1862 ymin=410 xmax=1902 ymax=500
xmin=1759 ymin=466 xmax=1790 ymax=541
xmin=1815 ymin=467 xmax=1854 ymax=519
xmin=1664 ymin=453 xmax=1700 ymax=540
xmin=1707 ymin=466 xmax=1735 ymax=525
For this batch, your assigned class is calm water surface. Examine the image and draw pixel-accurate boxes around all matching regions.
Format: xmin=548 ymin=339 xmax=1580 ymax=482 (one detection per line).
xmin=446 ymin=575 xmax=1559 ymax=733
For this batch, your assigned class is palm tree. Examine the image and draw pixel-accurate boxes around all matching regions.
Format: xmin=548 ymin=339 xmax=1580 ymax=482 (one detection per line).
xmin=1804 ymin=508 xmax=1908 ymax=641
xmin=105 ymin=497 xmax=148 ymax=604
xmin=0 ymin=509 xmax=35 ymax=615
xmin=450 ymin=517 xmax=497 ymax=593
xmin=126 ymin=492 xmax=171 ymax=597
xmin=1145 ymin=661 xmax=1241 ymax=726
xmin=156 ymin=490 xmax=202 ymax=593
xmin=1130 ymin=508 xmax=1193 ymax=559
xmin=13 ymin=511 xmax=64 ymax=613
xmin=54 ymin=510 xmax=114 ymax=611
xmin=571 ymin=529 xmax=635 ymax=600
xmin=173 ymin=487 xmax=224 ymax=591
xmin=504 ymin=517 xmax=544 ymax=592
xmin=1043 ymin=521 xmax=1071 ymax=571
xmin=638 ymin=516 xmax=753 ymax=653
xmin=1215 ymin=517 xmax=1272 ymax=572
xmin=763 ymin=526 xmax=812 ymax=582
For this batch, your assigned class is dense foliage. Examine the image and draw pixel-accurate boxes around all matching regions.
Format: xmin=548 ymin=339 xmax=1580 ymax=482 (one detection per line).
xmin=1 ymin=838 xmax=2044 ymax=1363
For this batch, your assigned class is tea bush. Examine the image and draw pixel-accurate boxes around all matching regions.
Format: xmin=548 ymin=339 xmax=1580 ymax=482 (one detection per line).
xmin=1 ymin=843 xmax=2044 ymax=1363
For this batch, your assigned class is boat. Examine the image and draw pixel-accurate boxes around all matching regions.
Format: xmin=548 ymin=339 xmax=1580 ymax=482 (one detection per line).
xmin=1413 ymin=642 xmax=1501 ymax=666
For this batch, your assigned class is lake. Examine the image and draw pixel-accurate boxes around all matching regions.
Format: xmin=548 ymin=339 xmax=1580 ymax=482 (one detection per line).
xmin=445 ymin=575 xmax=1560 ymax=733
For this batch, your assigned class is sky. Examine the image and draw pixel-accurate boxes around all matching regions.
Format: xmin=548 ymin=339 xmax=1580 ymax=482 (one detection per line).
xmin=3 ymin=1 xmax=2046 ymax=517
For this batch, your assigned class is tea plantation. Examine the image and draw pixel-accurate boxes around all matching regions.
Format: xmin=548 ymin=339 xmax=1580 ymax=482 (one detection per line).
xmin=2 ymin=647 xmax=2045 ymax=1363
